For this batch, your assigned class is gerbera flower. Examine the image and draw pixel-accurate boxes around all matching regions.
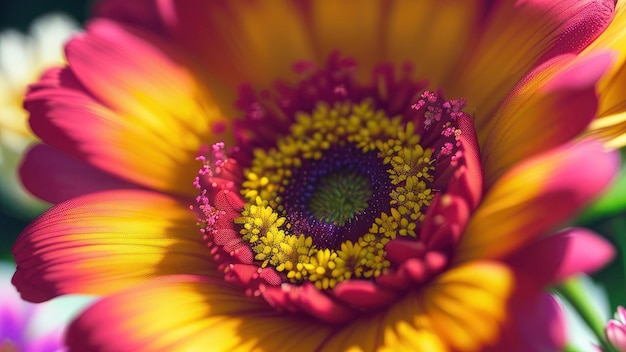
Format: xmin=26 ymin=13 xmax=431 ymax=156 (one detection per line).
xmin=11 ymin=0 xmax=622 ymax=350
xmin=0 ymin=13 xmax=78 ymax=218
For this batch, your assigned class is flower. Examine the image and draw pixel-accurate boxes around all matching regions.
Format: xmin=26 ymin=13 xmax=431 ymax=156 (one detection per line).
xmin=0 ymin=262 xmax=91 ymax=352
xmin=607 ymin=307 xmax=626 ymax=351
xmin=0 ymin=13 xmax=79 ymax=218
xmin=11 ymin=0 xmax=622 ymax=351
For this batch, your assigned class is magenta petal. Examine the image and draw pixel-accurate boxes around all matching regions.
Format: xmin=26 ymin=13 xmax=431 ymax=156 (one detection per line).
xmin=384 ymin=239 xmax=426 ymax=265
xmin=482 ymin=53 xmax=615 ymax=186
xmin=536 ymin=0 xmax=615 ymax=61
xmin=261 ymin=284 xmax=356 ymax=324
xmin=421 ymin=193 xmax=470 ymax=251
xmin=454 ymin=112 xmax=483 ymax=210
xmin=549 ymin=228 xmax=615 ymax=282
xmin=332 ymin=280 xmax=398 ymax=310
xmin=543 ymin=50 xmax=615 ymax=92
xmin=519 ymin=294 xmax=567 ymax=351
xmin=20 ymin=144 xmax=141 ymax=203
xmin=607 ymin=320 xmax=626 ymax=351
xmin=94 ymin=0 xmax=166 ymax=35
xmin=508 ymin=227 xmax=615 ymax=287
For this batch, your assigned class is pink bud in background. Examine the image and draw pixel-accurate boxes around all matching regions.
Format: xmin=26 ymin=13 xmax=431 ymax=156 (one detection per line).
xmin=607 ymin=306 xmax=626 ymax=351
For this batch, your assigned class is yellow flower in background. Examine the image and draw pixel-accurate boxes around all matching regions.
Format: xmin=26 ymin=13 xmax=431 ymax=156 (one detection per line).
xmin=0 ymin=13 xmax=78 ymax=218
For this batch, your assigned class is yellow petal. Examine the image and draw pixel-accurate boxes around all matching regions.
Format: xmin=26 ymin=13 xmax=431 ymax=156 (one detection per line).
xmin=54 ymin=20 xmax=229 ymax=196
xmin=383 ymin=0 xmax=484 ymax=88
xmin=424 ymin=262 xmax=513 ymax=351
xmin=457 ymin=141 xmax=617 ymax=261
xmin=68 ymin=276 xmax=333 ymax=351
xmin=583 ymin=1 xmax=626 ymax=148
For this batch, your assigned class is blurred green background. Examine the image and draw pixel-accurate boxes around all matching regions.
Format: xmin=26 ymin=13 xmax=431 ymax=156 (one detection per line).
xmin=0 ymin=1 xmax=90 ymax=30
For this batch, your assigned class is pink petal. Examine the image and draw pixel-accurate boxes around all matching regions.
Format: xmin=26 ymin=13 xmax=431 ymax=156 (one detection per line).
xmin=458 ymin=140 xmax=619 ymax=261
xmin=523 ymin=294 xmax=567 ymax=352
xmin=26 ymin=21 xmax=227 ymax=197
xmin=332 ymin=279 xmax=398 ymax=310
xmin=20 ymin=144 xmax=141 ymax=204
xmin=12 ymin=190 xmax=217 ymax=303
xmin=482 ymin=51 xmax=614 ymax=186
xmin=454 ymin=0 xmax=615 ymax=127
xmin=607 ymin=320 xmax=626 ymax=351
xmin=450 ymin=112 xmax=483 ymax=210
xmin=93 ymin=0 xmax=166 ymax=35
xmin=534 ymin=0 xmax=615 ymax=61
xmin=507 ymin=228 xmax=615 ymax=288
xmin=490 ymin=293 xmax=566 ymax=352
xmin=548 ymin=228 xmax=616 ymax=282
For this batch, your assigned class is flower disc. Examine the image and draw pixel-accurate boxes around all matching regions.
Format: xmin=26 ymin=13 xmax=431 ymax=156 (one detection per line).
xmin=193 ymin=55 xmax=478 ymax=313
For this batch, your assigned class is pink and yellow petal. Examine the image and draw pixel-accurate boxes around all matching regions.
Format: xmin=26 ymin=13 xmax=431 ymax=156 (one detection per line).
xmin=518 ymin=294 xmax=566 ymax=352
xmin=456 ymin=140 xmax=618 ymax=262
xmin=487 ymin=293 xmax=566 ymax=351
xmin=67 ymin=19 xmax=222 ymax=135
xmin=582 ymin=0 xmax=626 ymax=148
xmin=12 ymin=190 xmax=216 ymax=303
xmin=27 ymin=81 xmax=199 ymax=196
xmin=507 ymin=228 xmax=615 ymax=286
xmin=481 ymin=51 xmax=613 ymax=185
xmin=449 ymin=0 xmax=614 ymax=124
xmin=67 ymin=275 xmax=333 ymax=352
xmin=423 ymin=262 xmax=512 ymax=351
xmin=321 ymin=292 xmax=447 ymax=352
xmin=322 ymin=262 xmax=511 ymax=352
xmin=587 ymin=60 xmax=626 ymax=147
xmin=26 ymin=19 xmax=227 ymax=196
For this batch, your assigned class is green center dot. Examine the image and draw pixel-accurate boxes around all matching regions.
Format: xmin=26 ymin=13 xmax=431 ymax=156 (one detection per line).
xmin=308 ymin=170 xmax=372 ymax=227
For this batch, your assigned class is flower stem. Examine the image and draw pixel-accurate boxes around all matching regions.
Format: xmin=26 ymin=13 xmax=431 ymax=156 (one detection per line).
xmin=557 ymin=277 xmax=615 ymax=352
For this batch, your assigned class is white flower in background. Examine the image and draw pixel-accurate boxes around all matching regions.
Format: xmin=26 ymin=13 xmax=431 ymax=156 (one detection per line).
xmin=0 ymin=262 xmax=92 ymax=351
xmin=0 ymin=13 xmax=79 ymax=219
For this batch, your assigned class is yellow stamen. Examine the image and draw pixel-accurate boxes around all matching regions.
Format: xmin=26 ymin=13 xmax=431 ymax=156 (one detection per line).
xmin=236 ymin=100 xmax=436 ymax=289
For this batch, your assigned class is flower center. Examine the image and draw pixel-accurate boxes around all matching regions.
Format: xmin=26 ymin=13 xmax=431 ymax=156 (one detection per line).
xmin=280 ymin=145 xmax=392 ymax=249
xmin=308 ymin=168 xmax=371 ymax=227
xmin=193 ymin=55 xmax=474 ymax=300
xmin=225 ymin=98 xmax=444 ymax=289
